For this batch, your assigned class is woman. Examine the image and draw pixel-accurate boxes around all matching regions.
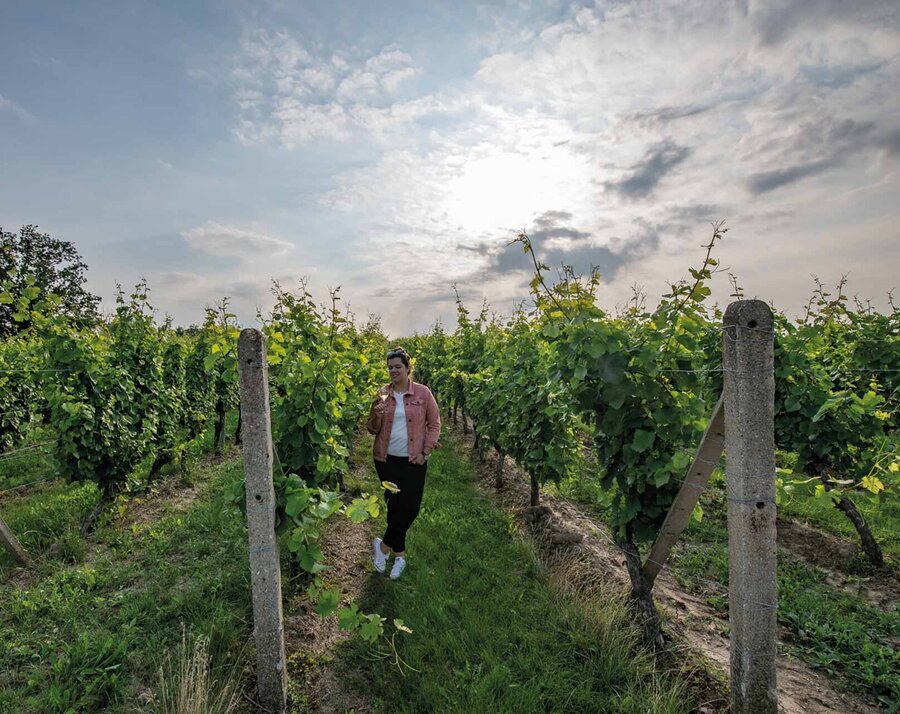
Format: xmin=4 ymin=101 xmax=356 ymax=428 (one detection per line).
xmin=366 ymin=346 xmax=441 ymax=579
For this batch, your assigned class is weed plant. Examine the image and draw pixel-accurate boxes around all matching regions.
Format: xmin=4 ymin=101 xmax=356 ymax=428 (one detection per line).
xmin=157 ymin=629 xmax=241 ymax=714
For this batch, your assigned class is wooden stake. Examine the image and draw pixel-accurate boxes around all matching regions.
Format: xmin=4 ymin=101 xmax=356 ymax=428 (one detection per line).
xmin=643 ymin=395 xmax=724 ymax=587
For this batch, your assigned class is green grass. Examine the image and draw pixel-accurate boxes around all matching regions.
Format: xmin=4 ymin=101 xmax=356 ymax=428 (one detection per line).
xmin=0 ymin=425 xmax=59 ymax=491
xmin=332 ymin=439 xmax=697 ymax=714
xmin=0 ymin=479 xmax=99 ymax=571
xmin=0 ymin=455 xmax=253 ymax=713
xmin=669 ymin=496 xmax=900 ymax=710
xmin=19 ymin=416 xmax=893 ymax=712
xmin=776 ymin=559 xmax=898 ymax=712
xmin=3 ymin=423 xmax=704 ymax=712
xmin=0 ymin=411 xmax=242 ymax=573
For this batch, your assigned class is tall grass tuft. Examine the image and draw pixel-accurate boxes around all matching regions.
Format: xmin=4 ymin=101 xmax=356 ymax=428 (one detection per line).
xmin=157 ymin=629 xmax=241 ymax=714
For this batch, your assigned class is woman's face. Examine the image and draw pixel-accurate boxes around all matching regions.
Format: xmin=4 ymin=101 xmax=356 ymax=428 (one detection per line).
xmin=387 ymin=357 xmax=409 ymax=383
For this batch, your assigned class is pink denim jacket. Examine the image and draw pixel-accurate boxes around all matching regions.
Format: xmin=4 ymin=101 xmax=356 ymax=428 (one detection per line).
xmin=366 ymin=380 xmax=441 ymax=462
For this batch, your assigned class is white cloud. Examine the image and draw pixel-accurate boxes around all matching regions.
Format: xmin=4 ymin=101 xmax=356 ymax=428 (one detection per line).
xmin=181 ymin=221 xmax=293 ymax=259
xmin=335 ymin=49 xmax=417 ymax=100
xmin=232 ymin=30 xmax=421 ymax=147
xmin=273 ymin=101 xmax=351 ymax=145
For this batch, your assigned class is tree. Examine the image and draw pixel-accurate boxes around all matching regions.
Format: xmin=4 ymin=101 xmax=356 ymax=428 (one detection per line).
xmin=0 ymin=224 xmax=100 ymax=336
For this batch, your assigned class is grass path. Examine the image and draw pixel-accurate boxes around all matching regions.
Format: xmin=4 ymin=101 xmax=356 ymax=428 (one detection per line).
xmin=326 ymin=435 xmax=696 ymax=714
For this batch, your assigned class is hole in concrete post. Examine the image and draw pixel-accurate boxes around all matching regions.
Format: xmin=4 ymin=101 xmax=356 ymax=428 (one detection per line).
xmin=246 ymin=358 xmax=253 ymax=365
xmin=255 ymin=494 xmax=263 ymax=502
xmin=756 ymin=501 xmax=765 ymax=509
xmin=747 ymin=320 xmax=758 ymax=328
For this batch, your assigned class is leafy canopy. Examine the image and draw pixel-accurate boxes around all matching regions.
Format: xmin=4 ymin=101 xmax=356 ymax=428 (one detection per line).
xmin=0 ymin=224 xmax=100 ymax=336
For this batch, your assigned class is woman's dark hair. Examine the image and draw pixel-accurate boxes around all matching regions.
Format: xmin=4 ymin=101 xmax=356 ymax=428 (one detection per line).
xmin=385 ymin=346 xmax=411 ymax=368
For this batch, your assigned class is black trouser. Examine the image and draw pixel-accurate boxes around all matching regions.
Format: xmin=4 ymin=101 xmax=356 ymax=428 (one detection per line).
xmin=375 ymin=454 xmax=427 ymax=554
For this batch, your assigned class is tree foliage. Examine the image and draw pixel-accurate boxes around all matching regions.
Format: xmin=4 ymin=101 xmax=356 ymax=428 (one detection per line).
xmin=0 ymin=225 xmax=100 ymax=336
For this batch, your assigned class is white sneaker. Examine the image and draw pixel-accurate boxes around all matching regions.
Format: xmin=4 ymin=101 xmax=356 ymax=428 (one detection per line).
xmin=389 ymin=556 xmax=406 ymax=580
xmin=373 ymin=538 xmax=387 ymax=573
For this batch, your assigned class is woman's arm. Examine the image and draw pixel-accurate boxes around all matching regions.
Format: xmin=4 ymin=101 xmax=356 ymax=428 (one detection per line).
xmin=423 ymin=388 xmax=441 ymax=454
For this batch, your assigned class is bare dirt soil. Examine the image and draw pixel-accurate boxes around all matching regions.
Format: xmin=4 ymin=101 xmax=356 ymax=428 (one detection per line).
xmin=775 ymin=518 xmax=897 ymax=612
xmin=451 ymin=425 xmax=885 ymax=714
xmin=115 ymin=479 xmax=201 ymax=530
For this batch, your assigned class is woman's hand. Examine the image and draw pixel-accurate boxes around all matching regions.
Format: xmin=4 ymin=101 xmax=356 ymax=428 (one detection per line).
xmin=410 ymin=452 xmax=427 ymax=465
xmin=366 ymin=390 xmax=388 ymax=434
xmin=371 ymin=386 xmax=388 ymax=410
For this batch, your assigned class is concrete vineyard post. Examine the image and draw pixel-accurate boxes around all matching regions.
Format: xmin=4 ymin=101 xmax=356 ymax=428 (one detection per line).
xmin=723 ymin=300 xmax=778 ymax=713
xmin=237 ymin=329 xmax=287 ymax=714
xmin=0 ymin=513 xmax=30 ymax=566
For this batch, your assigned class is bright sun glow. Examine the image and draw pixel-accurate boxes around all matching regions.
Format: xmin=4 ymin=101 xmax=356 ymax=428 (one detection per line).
xmin=443 ymin=149 xmax=592 ymax=234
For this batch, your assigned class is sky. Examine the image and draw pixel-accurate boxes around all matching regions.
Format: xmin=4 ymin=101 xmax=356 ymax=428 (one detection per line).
xmin=1 ymin=0 xmax=898 ymax=336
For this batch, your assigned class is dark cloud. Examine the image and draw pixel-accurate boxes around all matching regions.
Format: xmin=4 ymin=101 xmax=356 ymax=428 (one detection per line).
xmin=751 ymin=0 xmax=899 ymax=47
xmin=880 ymin=129 xmax=900 ymax=156
xmin=627 ymin=103 xmax=710 ymax=127
xmin=668 ymin=204 xmax=725 ymax=223
xmin=747 ymin=158 xmax=837 ymax=194
xmin=532 ymin=211 xmax=591 ymax=241
xmin=603 ymin=140 xmax=691 ymax=200
xmin=745 ymin=117 xmax=889 ymax=194
xmin=533 ymin=210 xmax=574 ymax=227
xmin=470 ymin=212 xmax=660 ymax=284
xmin=490 ymin=237 xmax=543 ymax=274
xmin=662 ymin=204 xmax=729 ymax=237
xmin=793 ymin=118 xmax=876 ymax=155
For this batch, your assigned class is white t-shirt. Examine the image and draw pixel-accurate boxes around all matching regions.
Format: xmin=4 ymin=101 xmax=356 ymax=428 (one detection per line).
xmin=387 ymin=390 xmax=409 ymax=457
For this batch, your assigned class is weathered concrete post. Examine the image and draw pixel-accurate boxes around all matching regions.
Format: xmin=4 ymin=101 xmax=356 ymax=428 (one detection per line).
xmin=0 ymin=512 xmax=30 ymax=566
xmin=723 ymin=300 xmax=777 ymax=713
xmin=238 ymin=329 xmax=287 ymax=714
